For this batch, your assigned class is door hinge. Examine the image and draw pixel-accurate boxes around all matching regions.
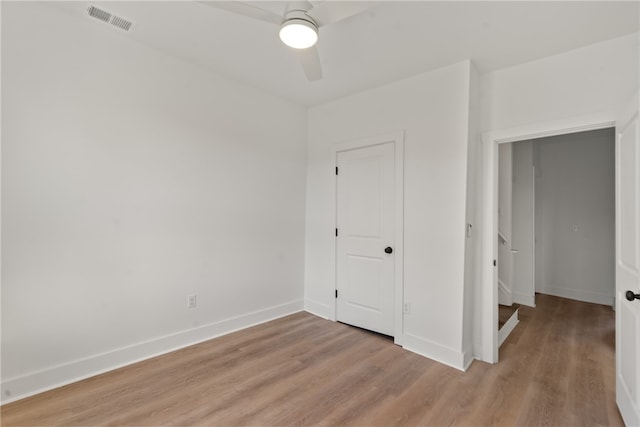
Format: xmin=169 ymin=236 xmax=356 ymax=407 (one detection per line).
xmin=335 ymin=228 xmax=338 ymax=236
xmin=493 ymin=259 xmax=497 ymax=267
xmin=335 ymin=289 xmax=338 ymax=298
xmin=335 ymin=166 xmax=338 ymax=175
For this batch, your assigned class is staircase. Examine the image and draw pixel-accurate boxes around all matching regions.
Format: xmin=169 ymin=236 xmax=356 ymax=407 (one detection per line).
xmin=498 ymin=304 xmax=520 ymax=346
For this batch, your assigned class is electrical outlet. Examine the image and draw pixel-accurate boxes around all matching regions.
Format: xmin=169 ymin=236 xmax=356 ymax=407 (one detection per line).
xmin=187 ymin=294 xmax=197 ymax=309
xmin=403 ymin=303 xmax=411 ymax=314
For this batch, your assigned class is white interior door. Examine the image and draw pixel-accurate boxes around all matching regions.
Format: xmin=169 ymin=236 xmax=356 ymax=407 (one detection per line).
xmin=616 ymin=93 xmax=640 ymax=427
xmin=336 ymin=142 xmax=395 ymax=336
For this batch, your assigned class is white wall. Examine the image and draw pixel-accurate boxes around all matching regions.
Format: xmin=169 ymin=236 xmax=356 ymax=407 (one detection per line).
xmin=481 ymin=32 xmax=639 ymax=132
xmin=511 ymin=141 xmax=535 ymax=307
xmin=533 ymin=129 xmax=615 ymax=305
xmin=1 ymin=2 xmax=307 ymax=402
xmin=305 ymin=61 xmax=475 ymax=369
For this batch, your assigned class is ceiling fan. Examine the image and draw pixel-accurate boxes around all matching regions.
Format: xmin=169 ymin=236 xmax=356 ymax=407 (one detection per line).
xmin=198 ymin=1 xmax=372 ymax=81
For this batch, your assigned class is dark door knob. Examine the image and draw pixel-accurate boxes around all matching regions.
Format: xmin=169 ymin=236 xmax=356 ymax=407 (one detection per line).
xmin=626 ymin=291 xmax=640 ymax=301
xmin=384 ymin=247 xmax=393 ymax=254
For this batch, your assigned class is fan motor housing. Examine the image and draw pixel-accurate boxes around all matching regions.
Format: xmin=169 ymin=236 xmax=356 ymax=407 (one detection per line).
xmin=281 ymin=10 xmax=318 ymax=29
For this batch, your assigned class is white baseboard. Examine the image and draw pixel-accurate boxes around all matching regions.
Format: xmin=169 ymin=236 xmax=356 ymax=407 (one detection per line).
xmin=402 ymin=333 xmax=467 ymax=371
xmin=304 ymin=298 xmax=333 ymax=320
xmin=462 ymin=344 xmax=475 ymax=370
xmin=1 ymin=299 xmax=303 ymax=404
xmin=541 ymin=286 xmax=614 ymax=306
xmin=498 ymin=309 xmax=519 ymax=347
xmin=513 ymin=292 xmax=535 ymax=307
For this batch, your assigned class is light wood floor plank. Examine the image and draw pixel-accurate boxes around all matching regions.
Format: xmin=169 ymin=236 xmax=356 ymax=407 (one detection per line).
xmin=1 ymin=294 xmax=623 ymax=426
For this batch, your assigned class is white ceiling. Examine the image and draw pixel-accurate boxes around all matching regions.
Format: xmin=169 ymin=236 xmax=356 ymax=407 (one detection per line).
xmin=50 ymin=1 xmax=639 ymax=106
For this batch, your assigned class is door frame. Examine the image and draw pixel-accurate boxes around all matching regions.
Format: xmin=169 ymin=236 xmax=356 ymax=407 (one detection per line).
xmin=481 ymin=111 xmax=616 ymax=363
xmin=330 ymin=131 xmax=405 ymax=345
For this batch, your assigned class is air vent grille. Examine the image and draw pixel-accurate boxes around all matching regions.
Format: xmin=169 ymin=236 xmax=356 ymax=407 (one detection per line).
xmin=110 ymin=16 xmax=133 ymax=32
xmin=87 ymin=6 xmax=133 ymax=32
xmin=87 ymin=5 xmax=110 ymax=23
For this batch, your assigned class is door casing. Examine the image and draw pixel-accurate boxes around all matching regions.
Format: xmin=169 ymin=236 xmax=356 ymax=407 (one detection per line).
xmin=330 ymin=131 xmax=405 ymax=345
xmin=481 ymin=111 xmax=617 ymax=364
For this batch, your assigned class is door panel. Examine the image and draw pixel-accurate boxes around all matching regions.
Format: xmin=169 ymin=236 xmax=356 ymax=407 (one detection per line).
xmin=346 ymin=158 xmax=383 ymax=238
xmin=616 ymin=94 xmax=640 ymax=427
xmin=620 ymin=120 xmax=638 ymax=268
xmin=336 ymin=142 xmax=395 ymax=336
xmin=346 ymin=255 xmax=382 ymax=311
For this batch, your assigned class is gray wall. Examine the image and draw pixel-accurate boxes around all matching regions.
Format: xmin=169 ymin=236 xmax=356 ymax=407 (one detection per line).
xmin=534 ymin=128 xmax=615 ymax=305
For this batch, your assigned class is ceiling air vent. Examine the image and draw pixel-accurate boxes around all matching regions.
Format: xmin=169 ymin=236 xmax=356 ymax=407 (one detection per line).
xmin=110 ymin=16 xmax=133 ymax=32
xmin=87 ymin=5 xmax=110 ymax=23
xmin=87 ymin=6 xmax=133 ymax=32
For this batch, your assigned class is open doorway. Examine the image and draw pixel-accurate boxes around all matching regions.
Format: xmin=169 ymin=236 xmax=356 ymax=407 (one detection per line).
xmin=496 ymin=128 xmax=615 ymax=350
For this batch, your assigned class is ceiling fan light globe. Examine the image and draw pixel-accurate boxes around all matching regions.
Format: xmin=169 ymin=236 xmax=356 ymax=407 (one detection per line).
xmin=279 ymin=19 xmax=318 ymax=49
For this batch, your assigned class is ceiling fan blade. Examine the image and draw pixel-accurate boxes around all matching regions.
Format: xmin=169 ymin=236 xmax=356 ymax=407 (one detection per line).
xmin=307 ymin=1 xmax=371 ymax=27
xmin=296 ymin=46 xmax=323 ymax=81
xmin=198 ymin=1 xmax=282 ymax=25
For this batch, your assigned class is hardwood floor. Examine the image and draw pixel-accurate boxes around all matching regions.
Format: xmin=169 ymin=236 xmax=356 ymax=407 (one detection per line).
xmin=2 ymin=294 xmax=622 ymax=426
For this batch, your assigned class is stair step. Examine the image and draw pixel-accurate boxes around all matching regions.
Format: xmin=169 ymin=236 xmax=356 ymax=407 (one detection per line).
xmin=498 ymin=308 xmax=519 ymax=347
